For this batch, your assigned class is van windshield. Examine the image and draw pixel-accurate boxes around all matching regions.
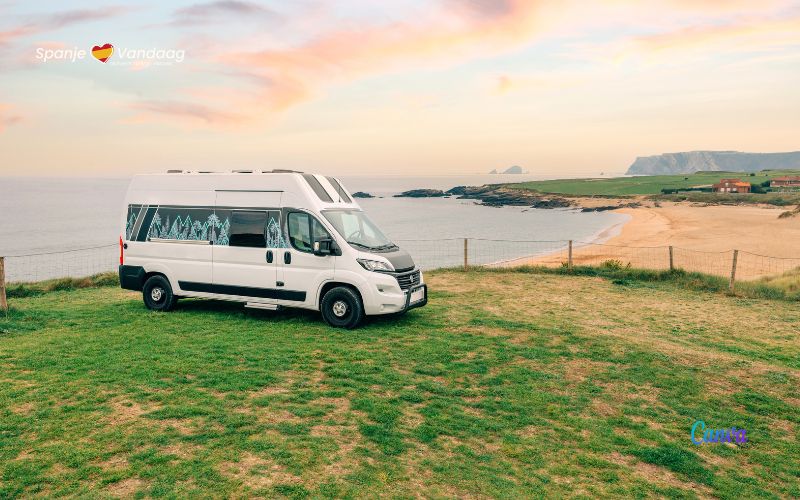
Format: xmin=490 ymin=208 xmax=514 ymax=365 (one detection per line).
xmin=322 ymin=210 xmax=397 ymax=251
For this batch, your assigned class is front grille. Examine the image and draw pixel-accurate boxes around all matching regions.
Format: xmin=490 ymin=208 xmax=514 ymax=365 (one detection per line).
xmin=395 ymin=270 xmax=421 ymax=291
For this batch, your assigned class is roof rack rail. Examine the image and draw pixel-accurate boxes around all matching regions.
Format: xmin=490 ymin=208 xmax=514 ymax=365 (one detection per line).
xmin=268 ymin=169 xmax=303 ymax=173
xmin=232 ymin=169 xmax=254 ymax=173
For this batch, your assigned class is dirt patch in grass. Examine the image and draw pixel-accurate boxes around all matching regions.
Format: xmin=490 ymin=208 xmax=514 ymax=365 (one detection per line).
xmin=98 ymin=454 xmax=129 ymax=471
xmin=218 ymin=452 xmax=301 ymax=490
xmin=162 ymin=442 xmax=203 ymax=460
xmin=106 ymin=477 xmax=148 ymax=497
xmin=608 ymin=452 xmax=713 ymax=497
xmin=11 ymin=402 xmax=34 ymax=415
xmin=159 ymin=418 xmax=198 ymax=436
xmin=563 ymin=359 xmax=613 ymax=384
xmin=107 ymin=398 xmax=160 ymax=426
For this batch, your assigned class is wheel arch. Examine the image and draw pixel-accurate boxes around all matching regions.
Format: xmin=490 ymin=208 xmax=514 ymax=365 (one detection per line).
xmin=318 ymin=281 xmax=364 ymax=309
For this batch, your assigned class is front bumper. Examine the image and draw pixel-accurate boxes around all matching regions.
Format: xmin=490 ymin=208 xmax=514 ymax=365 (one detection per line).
xmin=402 ymin=284 xmax=428 ymax=312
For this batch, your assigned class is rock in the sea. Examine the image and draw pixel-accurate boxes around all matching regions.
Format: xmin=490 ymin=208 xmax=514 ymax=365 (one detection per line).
xmin=352 ymin=191 xmax=374 ymax=198
xmin=489 ymin=165 xmax=527 ymax=174
xmin=394 ymin=189 xmax=447 ymax=198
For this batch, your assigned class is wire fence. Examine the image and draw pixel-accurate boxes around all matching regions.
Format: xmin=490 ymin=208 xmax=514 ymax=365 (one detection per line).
xmin=2 ymin=239 xmax=800 ymax=285
xmin=3 ymin=245 xmax=118 ymax=283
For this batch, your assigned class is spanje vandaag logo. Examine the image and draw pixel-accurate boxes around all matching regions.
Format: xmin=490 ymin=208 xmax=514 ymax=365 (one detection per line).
xmin=34 ymin=43 xmax=184 ymax=65
xmin=691 ymin=420 xmax=747 ymax=445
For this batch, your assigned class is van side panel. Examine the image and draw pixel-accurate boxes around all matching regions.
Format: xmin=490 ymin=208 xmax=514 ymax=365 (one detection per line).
xmin=123 ymin=190 xmax=215 ymax=292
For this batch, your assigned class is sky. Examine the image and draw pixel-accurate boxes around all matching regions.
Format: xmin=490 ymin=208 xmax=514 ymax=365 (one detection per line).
xmin=0 ymin=0 xmax=798 ymax=177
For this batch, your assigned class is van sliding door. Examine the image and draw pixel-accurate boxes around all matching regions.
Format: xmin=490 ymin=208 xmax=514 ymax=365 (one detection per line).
xmin=211 ymin=191 xmax=282 ymax=302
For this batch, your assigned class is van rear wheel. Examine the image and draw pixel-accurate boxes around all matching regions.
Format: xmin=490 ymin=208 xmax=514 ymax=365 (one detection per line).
xmin=321 ymin=287 xmax=364 ymax=329
xmin=143 ymin=275 xmax=177 ymax=312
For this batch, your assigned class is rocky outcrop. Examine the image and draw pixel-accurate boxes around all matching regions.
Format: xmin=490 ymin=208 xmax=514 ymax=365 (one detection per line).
xmin=394 ymin=189 xmax=447 ymax=198
xmin=626 ymin=151 xmax=800 ymax=175
xmin=448 ymin=185 xmax=573 ymax=209
xmin=580 ymin=202 xmax=641 ymax=212
xmin=352 ymin=191 xmax=374 ymax=198
xmin=489 ymin=165 xmax=527 ymax=174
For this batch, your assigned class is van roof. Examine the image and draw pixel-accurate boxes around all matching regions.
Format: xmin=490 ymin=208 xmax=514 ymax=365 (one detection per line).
xmin=127 ymin=171 xmax=360 ymax=211
xmin=163 ymin=169 xmax=305 ymax=174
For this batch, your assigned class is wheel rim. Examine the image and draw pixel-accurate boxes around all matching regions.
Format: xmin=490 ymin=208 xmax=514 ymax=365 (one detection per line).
xmin=150 ymin=287 xmax=164 ymax=303
xmin=332 ymin=300 xmax=348 ymax=317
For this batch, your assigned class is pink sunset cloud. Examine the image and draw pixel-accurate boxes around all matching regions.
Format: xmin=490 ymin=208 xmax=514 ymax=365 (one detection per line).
xmin=0 ymin=103 xmax=22 ymax=132
xmin=125 ymin=0 xmax=800 ymax=126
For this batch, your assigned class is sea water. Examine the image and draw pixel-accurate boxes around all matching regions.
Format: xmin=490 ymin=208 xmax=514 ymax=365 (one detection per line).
xmin=0 ymin=176 xmax=628 ymax=276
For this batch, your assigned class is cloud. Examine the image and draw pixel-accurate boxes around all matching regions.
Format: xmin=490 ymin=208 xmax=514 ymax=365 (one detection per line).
xmin=223 ymin=0 xmax=545 ymax=107
xmin=172 ymin=1 xmax=278 ymax=26
xmin=0 ymin=6 xmax=131 ymax=46
xmin=0 ymin=103 xmax=22 ymax=132
xmin=129 ymin=0 xmax=547 ymax=125
xmin=630 ymin=15 xmax=800 ymax=56
xmin=127 ymin=99 xmax=244 ymax=125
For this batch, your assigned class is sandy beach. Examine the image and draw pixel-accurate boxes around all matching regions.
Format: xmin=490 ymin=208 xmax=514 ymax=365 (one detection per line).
xmin=514 ymin=200 xmax=800 ymax=280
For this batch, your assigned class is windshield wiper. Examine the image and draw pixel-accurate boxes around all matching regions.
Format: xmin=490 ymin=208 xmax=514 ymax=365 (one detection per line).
xmin=347 ymin=241 xmax=374 ymax=250
xmin=348 ymin=241 xmax=397 ymax=251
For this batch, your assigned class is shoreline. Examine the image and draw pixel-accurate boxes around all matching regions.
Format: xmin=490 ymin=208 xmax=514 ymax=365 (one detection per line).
xmin=500 ymin=200 xmax=800 ymax=276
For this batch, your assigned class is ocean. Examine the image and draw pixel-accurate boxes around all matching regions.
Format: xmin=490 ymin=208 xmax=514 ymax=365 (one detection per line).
xmin=0 ymin=175 xmax=628 ymax=279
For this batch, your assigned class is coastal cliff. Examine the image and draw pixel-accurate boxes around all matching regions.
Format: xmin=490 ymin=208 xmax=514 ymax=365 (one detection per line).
xmin=626 ymin=151 xmax=800 ymax=175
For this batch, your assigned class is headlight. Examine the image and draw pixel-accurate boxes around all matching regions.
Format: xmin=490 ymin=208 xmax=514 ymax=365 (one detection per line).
xmin=357 ymin=258 xmax=394 ymax=272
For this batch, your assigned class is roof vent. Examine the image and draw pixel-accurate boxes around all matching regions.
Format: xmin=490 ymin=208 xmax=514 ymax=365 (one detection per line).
xmin=166 ymin=169 xmax=183 ymax=174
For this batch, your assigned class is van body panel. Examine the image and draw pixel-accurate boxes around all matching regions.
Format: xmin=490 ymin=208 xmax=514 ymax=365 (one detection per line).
xmin=211 ymin=191 xmax=283 ymax=303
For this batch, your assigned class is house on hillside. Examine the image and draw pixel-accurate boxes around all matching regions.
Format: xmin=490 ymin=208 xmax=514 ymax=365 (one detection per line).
xmin=770 ymin=176 xmax=800 ymax=190
xmin=712 ymin=178 xmax=751 ymax=193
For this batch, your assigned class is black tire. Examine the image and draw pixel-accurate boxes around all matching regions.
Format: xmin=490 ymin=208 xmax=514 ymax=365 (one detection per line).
xmin=320 ymin=286 xmax=365 ymax=329
xmin=142 ymin=275 xmax=177 ymax=312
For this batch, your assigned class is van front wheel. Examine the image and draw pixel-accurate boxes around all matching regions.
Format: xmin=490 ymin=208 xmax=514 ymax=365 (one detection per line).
xmin=143 ymin=275 xmax=177 ymax=312
xmin=321 ymin=287 xmax=364 ymax=329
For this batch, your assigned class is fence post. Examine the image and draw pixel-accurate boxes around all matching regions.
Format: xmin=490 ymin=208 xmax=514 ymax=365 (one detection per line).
xmin=463 ymin=238 xmax=468 ymax=271
xmin=0 ymin=256 xmax=7 ymax=313
xmin=729 ymin=249 xmax=739 ymax=293
xmin=568 ymin=240 xmax=573 ymax=269
xmin=669 ymin=246 xmax=674 ymax=271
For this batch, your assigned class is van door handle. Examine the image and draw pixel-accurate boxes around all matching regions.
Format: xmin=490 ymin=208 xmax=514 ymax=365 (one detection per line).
xmin=266 ymin=250 xmax=273 ymax=263
xmin=284 ymin=252 xmax=291 ymax=264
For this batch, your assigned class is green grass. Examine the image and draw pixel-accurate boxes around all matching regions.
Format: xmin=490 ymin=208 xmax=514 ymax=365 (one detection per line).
xmin=6 ymin=272 xmax=119 ymax=298
xmin=1 ymin=270 xmax=798 ymax=497
xmin=507 ymin=264 xmax=800 ymax=301
xmin=506 ymin=169 xmax=800 ymax=197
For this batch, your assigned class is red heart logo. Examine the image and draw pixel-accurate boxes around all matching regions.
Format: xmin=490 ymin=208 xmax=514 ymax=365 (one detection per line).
xmin=91 ymin=43 xmax=114 ymax=63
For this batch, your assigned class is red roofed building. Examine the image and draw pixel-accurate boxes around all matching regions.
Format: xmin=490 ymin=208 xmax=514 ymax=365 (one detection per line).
xmin=712 ymin=178 xmax=751 ymax=193
xmin=770 ymin=176 xmax=800 ymax=189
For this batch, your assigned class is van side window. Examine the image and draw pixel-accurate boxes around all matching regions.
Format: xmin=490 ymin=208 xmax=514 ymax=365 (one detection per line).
xmin=147 ymin=207 xmax=215 ymax=242
xmin=229 ymin=211 xmax=268 ymax=248
xmin=288 ymin=212 xmax=332 ymax=253
xmin=126 ymin=205 xmax=143 ymax=240
xmin=266 ymin=211 xmax=287 ymax=248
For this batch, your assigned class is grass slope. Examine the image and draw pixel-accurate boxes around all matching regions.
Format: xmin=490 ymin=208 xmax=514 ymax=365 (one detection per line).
xmin=507 ymin=170 xmax=800 ymax=196
xmin=1 ymin=270 xmax=798 ymax=498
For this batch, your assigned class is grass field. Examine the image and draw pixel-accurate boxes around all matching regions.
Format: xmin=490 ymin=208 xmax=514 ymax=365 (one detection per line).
xmin=506 ymin=169 xmax=800 ymax=196
xmin=1 ymin=270 xmax=798 ymax=498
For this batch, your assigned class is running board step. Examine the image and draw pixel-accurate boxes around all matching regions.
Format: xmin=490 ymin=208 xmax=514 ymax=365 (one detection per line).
xmin=245 ymin=302 xmax=280 ymax=311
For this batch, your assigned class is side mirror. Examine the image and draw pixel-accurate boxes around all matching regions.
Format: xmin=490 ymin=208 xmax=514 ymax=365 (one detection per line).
xmin=313 ymin=238 xmax=333 ymax=256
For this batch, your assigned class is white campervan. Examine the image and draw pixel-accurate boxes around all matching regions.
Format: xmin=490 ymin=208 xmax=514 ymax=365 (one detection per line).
xmin=118 ymin=170 xmax=426 ymax=328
